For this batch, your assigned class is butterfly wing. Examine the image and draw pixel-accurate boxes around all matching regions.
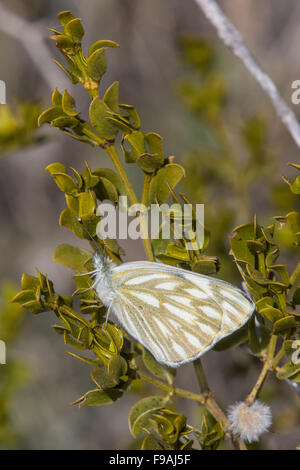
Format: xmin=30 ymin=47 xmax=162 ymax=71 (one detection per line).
xmin=106 ymin=262 xmax=255 ymax=368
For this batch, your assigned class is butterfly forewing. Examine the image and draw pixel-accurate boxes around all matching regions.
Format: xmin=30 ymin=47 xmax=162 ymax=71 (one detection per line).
xmin=106 ymin=262 xmax=255 ymax=367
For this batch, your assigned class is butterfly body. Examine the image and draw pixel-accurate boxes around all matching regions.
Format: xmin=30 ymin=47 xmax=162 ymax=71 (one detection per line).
xmin=91 ymin=253 xmax=255 ymax=368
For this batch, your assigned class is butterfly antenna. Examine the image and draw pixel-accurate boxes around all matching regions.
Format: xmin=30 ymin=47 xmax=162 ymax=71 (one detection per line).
xmin=103 ymin=238 xmax=109 ymax=258
xmin=77 ymin=217 xmax=103 ymax=255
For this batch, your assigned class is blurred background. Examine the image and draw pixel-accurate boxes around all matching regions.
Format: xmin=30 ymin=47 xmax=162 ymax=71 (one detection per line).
xmin=0 ymin=0 xmax=299 ymax=449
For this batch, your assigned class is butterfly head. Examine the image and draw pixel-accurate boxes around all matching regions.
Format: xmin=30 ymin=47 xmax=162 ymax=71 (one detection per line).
xmin=91 ymin=251 xmax=117 ymax=307
xmin=92 ymin=251 xmax=116 ymax=272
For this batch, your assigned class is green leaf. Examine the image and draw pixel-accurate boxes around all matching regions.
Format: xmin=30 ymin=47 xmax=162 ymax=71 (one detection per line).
xmin=149 ymin=164 xmax=185 ymax=204
xmin=20 ymin=300 xmax=44 ymax=314
xmin=269 ymin=264 xmax=290 ymax=286
xmin=144 ymin=133 xmax=164 ymax=164
xmin=45 ymin=166 xmax=78 ymax=195
xmin=53 ymin=244 xmax=92 ymax=272
xmin=273 ymin=316 xmax=297 ymax=334
xmin=51 ymin=88 xmax=63 ymax=106
xmin=166 ymin=243 xmax=190 ymax=261
xmin=256 ymin=296 xmax=274 ymax=311
xmin=286 ymin=211 xmax=300 ymax=234
xmin=38 ymin=106 xmax=64 ymax=126
xmin=44 ymin=162 xmax=65 ymax=174
xmin=78 ymin=191 xmax=97 ymax=218
xmin=105 ymin=324 xmax=124 ymax=354
xmin=260 ymin=307 xmax=284 ymax=323
xmin=62 ymin=90 xmax=79 ymax=116
xmin=64 ymin=331 xmax=87 ymax=349
xmin=129 ymin=395 xmax=168 ymax=437
xmin=94 ymin=177 xmax=119 ymax=202
xmin=21 ymin=273 xmax=39 ymax=291
xmin=142 ymin=348 xmax=175 ymax=384
xmin=88 ymin=40 xmax=120 ymax=57
xmin=57 ymin=10 xmax=76 ymax=26
xmin=59 ymin=305 xmax=89 ymax=326
xmin=89 ymin=97 xmax=118 ymax=140
xmin=81 ymin=163 xmax=100 ymax=189
xmin=247 ymin=240 xmax=266 ymax=254
xmin=293 ymin=287 xmax=300 ymax=306
xmin=87 ymin=48 xmax=107 ymax=81
xmin=230 ymin=223 xmax=255 ymax=265
xmin=103 ymin=81 xmax=119 ymax=113
xmin=137 ymin=153 xmax=163 ymax=173
xmin=91 ymin=368 xmax=118 ymax=389
xmin=65 ymin=18 xmax=84 ymax=42
xmin=291 ymin=176 xmax=300 ymax=194
xmin=51 ymin=116 xmax=79 ymax=129
xmin=276 ymin=361 xmax=300 ymax=380
xmin=74 ymin=388 xmax=123 ymax=407
xmin=108 ymin=355 xmax=128 ymax=382
xmin=92 ymin=168 xmax=126 ymax=196
xmin=51 ymin=34 xmax=75 ymax=53
xmin=11 ymin=289 xmax=36 ymax=304
xmin=119 ymin=104 xmax=141 ymax=130
xmin=60 ymin=208 xmax=91 ymax=238
xmin=155 ymin=255 xmax=183 ymax=267
xmin=126 ymin=131 xmax=145 ymax=155
xmin=191 ymin=257 xmax=219 ymax=275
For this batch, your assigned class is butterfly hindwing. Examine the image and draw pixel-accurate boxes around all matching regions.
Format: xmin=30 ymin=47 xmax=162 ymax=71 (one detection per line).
xmin=108 ymin=262 xmax=255 ymax=367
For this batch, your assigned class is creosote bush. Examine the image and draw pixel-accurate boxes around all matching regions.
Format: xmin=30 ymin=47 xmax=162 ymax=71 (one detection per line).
xmin=12 ymin=11 xmax=300 ymax=450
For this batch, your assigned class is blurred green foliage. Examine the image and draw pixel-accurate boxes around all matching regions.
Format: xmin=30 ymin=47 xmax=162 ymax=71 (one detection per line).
xmin=0 ymin=102 xmax=42 ymax=157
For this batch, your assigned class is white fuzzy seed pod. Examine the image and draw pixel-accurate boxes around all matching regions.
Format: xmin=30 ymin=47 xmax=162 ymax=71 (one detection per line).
xmin=227 ymin=400 xmax=272 ymax=443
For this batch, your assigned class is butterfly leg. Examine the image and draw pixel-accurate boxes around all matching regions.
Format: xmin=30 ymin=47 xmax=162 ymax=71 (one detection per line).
xmin=104 ymin=302 xmax=113 ymax=329
xmin=73 ymin=270 xmax=98 ymax=277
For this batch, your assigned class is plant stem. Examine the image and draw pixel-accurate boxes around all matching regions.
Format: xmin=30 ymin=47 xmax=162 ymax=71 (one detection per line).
xmin=246 ymin=334 xmax=277 ymax=405
xmin=193 ymin=358 xmax=209 ymax=394
xmin=106 ymin=145 xmax=138 ymax=206
xmin=141 ymin=173 xmax=154 ymax=261
xmin=138 ymin=371 xmax=206 ymax=403
xmin=105 ymin=145 xmax=154 ymax=261
xmin=141 ymin=173 xmax=151 ymax=207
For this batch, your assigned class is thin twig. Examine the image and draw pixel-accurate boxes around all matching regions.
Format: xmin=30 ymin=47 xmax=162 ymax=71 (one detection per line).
xmin=193 ymin=0 xmax=300 ymax=150
xmin=246 ymin=335 xmax=277 ymax=405
xmin=193 ymin=358 xmax=209 ymax=394
xmin=0 ymin=3 xmax=68 ymax=90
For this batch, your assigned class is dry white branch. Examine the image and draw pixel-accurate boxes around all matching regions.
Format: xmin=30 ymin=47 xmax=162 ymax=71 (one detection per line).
xmin=0 ymin=3 xmax=68 ymax=90
xmin=193 ymin=0 xmax=300 ymax=149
